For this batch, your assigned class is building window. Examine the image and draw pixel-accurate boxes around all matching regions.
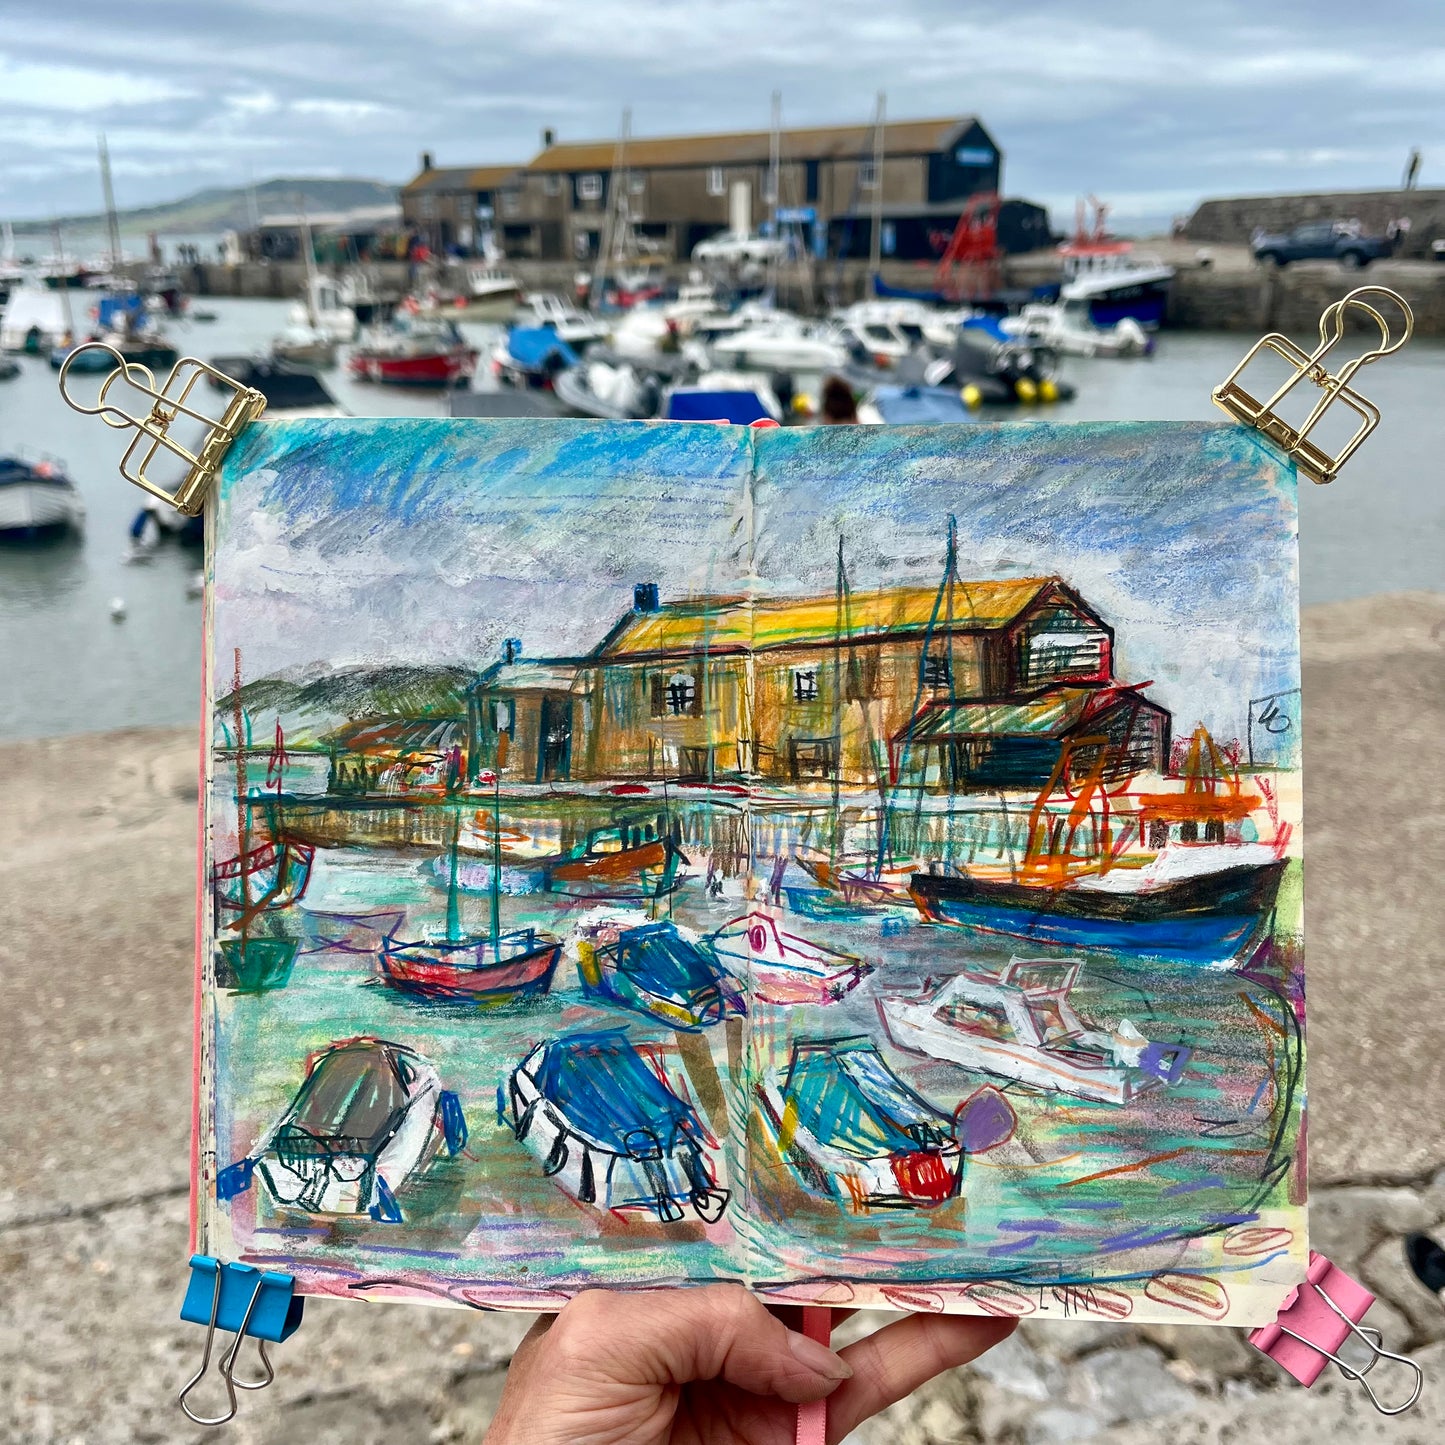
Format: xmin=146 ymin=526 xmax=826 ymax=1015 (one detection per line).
xmin=419 ymin=195 xmax=436 ymax=219
xmin=500 ymin=190 xmax=520 ymax=217
xmin=762 ymin=173 xmax=777 ymax=204
xmin=788 ymin=738 xmax=837 ymax=782
xmin=577 ymin=173 xmax=603 ymax=201
xmin=805 ymin=160 xmax=820 ymax=203
xmin=491 ymin=699 xmax=514 ymax=736
xmin=859 ymin=160 xmax=878 ymax=189
xmin=707 ymin=166 xmax=725 ymax=196
xmin=923 ymin=651 xmax=951 ymax=689
xmin=543 ymin=174 xmax=561 ymax=196
xmin=651 ymin=671 xmax=700 ymax=717
xmin=628 ymin=174 xmax=645 ymax=195
xmin=792 ymin=668 xmax=818 ymax=702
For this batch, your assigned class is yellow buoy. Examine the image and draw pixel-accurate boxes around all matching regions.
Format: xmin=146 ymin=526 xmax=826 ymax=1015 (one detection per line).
xmin=792 ymin=393 xmax=813 ymax=414
xmin=960 ymin=384 xmax=983 ymax=409
xmin=1015 ymin=377 xmax=1038 ymax=403
xmin=1039 ymin=378 xmax=1059 ymax=403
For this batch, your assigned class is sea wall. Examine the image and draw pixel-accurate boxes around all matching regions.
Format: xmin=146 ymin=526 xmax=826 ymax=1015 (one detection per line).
xmin=1186 ymin=189 xmax=1445 ymax=258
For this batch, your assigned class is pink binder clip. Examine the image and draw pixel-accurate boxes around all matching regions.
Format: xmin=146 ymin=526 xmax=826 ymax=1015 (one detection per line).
xmin=1249 ymin=1251 xmax=1422 ymax=1415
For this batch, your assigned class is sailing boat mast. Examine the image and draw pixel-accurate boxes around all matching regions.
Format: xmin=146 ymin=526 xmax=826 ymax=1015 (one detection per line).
xmin=98 ymin=134 xmax=122 ymax=272
xmin=232 ymin=649 xmax=250 ymax=917
xmin=296 ymin=192 xmax=320 ymax=327
xmin=594 ymin=106 xmax=631 ymax=307
xmin=51 ymin=222 xmax=75 ymax=339
xmin=766 ymin=90 xmax=782 ymax=301
xmin=867 ymin=91 xmax=887 ymax=283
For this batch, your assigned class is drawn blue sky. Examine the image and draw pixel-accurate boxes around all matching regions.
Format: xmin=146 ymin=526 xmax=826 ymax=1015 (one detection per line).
xmin=215 ymin=417 xmax=1297 ymax=741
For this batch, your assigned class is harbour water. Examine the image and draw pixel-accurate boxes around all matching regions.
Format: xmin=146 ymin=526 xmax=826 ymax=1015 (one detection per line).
xmin=0 ymin=298 xmax=1440 ymax=741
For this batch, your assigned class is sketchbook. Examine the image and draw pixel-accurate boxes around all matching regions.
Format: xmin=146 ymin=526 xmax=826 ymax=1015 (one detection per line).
xmin=195 ymin=416 xmax=1307 ymax=1327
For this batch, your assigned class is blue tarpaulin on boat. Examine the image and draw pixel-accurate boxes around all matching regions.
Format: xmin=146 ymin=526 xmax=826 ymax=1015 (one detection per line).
xmin=665 ymin=390 xmax=773 ymax=425
xmin=96 ymin=293 xmax=146 ymax=330
xmin=506 ymin=326 xmax=579 ymax=372
xmin=869 ymin=385 xmax=977 ymax=425
xmin=961 ymin=315 xmax=1010 ymax=344
xmin=531 ymin=1029 xmax=701 ymax=1154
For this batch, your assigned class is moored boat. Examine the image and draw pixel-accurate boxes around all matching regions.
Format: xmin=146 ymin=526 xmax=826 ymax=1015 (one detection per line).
xmin=879 ymin=958 xmax=1190 ymax=1105
xmin=380 ymin=928 xmax=561 ymax=1005
xmin=709 ymin=911 xmax=867 ymax=1006
xmin=507 ymin=1030 xmax=728 ymax=1223
xmin=211 ymin=838 xmax=315 ymax=922
xmin=757 ymin=1037 xmax=962 ymax=1210
xmin=0 ymin=456 xmax=85 ymax=538
xmin=348 ymin=317 xmax=477 ymax=387
xmin=216 ymin=1037 xmax=467 ymax=1221
xmin=544 ymin=823 xmax=687 ymax=900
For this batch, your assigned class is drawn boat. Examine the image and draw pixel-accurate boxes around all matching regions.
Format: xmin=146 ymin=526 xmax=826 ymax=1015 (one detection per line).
xmin=544 ymin=825 xmax=687 ymax=900
xmin=382 ymin=808 xmax=560 ymax=1006
xmin=508 ymin=1030 xmax=729 ymax=1223
xmin=909 ymin=859 xmax=1285 ymax=968
xmin=298 ymin=906 xmax=406 ymax=956
xmin=757 ymin=1037 xmax=961 ymax=1209
xmin=217 ymin=934 xmax=300 ymax=992
xmin=216 ymin=1037 xmax=468 ymax=1221
xmin=709 ymin=911 xmax=868 ymax=1005
xmin=212 ymin=838 xmax=315 ymax=919
xmin=576 ymin=911 xmax=746 ymax=1030
xmin=878 ymin=959 xmax=1191 ymax=1105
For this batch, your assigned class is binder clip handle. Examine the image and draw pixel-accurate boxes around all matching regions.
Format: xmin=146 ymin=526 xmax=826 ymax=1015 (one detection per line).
xmin=1249 ymin=1252 xmax=1423 ymax=1416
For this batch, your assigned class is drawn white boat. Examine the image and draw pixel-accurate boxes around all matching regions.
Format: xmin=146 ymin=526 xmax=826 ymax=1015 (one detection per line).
xmin=878 ymin=959 xmax=1191 ymax=1106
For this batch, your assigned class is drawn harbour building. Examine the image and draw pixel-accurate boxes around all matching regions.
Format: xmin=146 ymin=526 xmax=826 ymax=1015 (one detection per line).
xmin=463 ymin=577 xmax=1170 ymax=794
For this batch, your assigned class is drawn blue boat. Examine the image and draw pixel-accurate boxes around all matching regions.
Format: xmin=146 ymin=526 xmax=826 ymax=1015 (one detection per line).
xmin=576 ymin=914 xmax=745 ymax=1030
xmin=757 ymin=1037 xmax=961 ymax=1210
xmin=508 ymin=1030 xmax=728 ymax=1223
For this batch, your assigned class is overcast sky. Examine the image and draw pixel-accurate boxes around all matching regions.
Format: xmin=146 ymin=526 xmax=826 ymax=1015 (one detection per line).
xmin=1 ymin=0 xmax=1438 ymax=231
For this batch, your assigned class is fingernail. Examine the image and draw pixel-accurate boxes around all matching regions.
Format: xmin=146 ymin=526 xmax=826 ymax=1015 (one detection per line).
xmin=787 ymin=1329 xmax=853 ymax=1380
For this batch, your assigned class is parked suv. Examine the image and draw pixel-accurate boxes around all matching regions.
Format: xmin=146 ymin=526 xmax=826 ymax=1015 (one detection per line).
xmin=1251 ymin=221 xmax=1396 ymax=269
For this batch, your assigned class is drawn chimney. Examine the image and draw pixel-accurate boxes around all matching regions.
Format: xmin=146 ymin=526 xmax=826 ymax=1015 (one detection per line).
xmin=503 ymin=637 xmax=523 ymax=664
xmin=541 ymin=127 xmax=556 ymax=148
xmin=633 ymin=582 xmax=660 ymax=613
xmin=421 ymin=150 xmax=434 ymax=171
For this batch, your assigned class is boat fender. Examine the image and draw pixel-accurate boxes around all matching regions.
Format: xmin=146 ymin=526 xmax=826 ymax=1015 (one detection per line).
xmin=691 ymin=1188 xmax=730 ymax=1224
xmin=215 ymin=1157 xmax=256 ymax=1201
xmin=1038 ymin=378 xmax=1059 ymax=403
xmin=960 ymin=383 xmax=983 ymax=409
xmin=439 ymin=1090 xmax=468 ymax=1156
xmin=1015 ymin=377 xmax=1038 ymax=403
xmin=368 ymin=1175 xmax=404 ymax=1224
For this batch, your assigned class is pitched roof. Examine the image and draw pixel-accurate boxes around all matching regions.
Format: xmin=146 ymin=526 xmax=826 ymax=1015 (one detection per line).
xmin=473 ymin=659 xmax=581 ymax=693
xmin=525 ymin=116 xmax=976 ymax=174
xmin=896 ymin=685 xmax=1164 ymax=743
xmin=596 ymin=578 xmax=1057 ymax=660
xmin=324 ymin=717 xmax=462 ymax=753
xmin=403 ymin=163 xmax=521 ymax=194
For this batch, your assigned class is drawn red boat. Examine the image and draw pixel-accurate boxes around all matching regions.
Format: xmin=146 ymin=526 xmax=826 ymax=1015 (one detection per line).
xmin=212 ymin=838 xmax=315 ymax=921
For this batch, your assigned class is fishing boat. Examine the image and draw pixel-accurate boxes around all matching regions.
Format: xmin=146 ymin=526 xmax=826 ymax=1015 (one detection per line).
xmin=217 ymin=933 xmax=300 ymax=992
xmin=878 ymin=959 xmax=1190 ymax=1105
xmin=491 ymin=326 xmax=580 ymax=388
xmin=511 ymin=292 xmax=609 ymax=346
xmin=507 ymin=1030 xmax=729 ymax=1223
xmin=0 ymin=456 xmax=85 ymax=538
xmin=756 ymin=1037 xmax=962 ymax=1209
xmin=212 ymin=838 xmax=315 ymax=921
xmin=215 ymin=1038 xmax=467 ymax=1221
xmin=298 ymin=273 xmax=357 ymax=341
xmin=544 ymin=822 xmax=687 ymax=900
xmin=383 ymin=807 xmax=561 ymax=1005
xmin=708 ymin=911 xmax=867 ymax=1006
xmin=1057 ymin=198 xmax=1173 ymax=330
xmin=348 ymin=317 xmax=477 ymax=387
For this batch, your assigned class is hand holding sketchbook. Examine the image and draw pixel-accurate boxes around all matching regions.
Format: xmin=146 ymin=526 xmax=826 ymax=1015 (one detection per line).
xmin=57 ymin=287 xmax=1421 ymax=1421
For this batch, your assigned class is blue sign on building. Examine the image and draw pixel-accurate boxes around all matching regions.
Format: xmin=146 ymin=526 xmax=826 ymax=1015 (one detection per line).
xmin=776 ymin=206 xmax=817 ymax=224
xmin=955 ymin=146 xmax=995 ymax=166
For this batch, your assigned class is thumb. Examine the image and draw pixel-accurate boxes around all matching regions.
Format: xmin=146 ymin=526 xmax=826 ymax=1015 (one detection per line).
xmin=548 ymin=1286 xmax=853 ymax=1404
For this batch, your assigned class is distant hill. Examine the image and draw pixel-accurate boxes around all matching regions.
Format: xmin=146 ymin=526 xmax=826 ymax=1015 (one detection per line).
xmin=215 ymin=663 xmax=474 ymax=749
xmin=10 ymin=176 xmax=398 ymax=238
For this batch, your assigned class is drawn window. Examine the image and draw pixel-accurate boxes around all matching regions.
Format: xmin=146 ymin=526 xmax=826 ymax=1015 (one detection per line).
xmin=792 ymin=668 xmax=818 ymax=702
xmin=651 ymin=671 xmax=699 ymax=717
xmin=542 ymin=174 xmax=561 ymax=196
xmin=492 ymin=699 xmax=514 ymax=735
xmin=788 ymin=738 xmax=837 ymax=782
xmin=707 ymin=166 xmax=725 ymax=196
xmin=1021 ymin=609 xmax=1108 ymax=684
xmin=577 ymin=173 xmax=603 ymax=201
xmin=859 ymin=160 xmax=878 ymax=189
xmin=922 ymin=651 xmax=951 ymax=689
xmin=935 ymin=998 xmax=1012 ymax=1041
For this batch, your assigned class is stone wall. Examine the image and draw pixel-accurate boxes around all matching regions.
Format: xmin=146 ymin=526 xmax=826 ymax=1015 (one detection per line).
xmin=1186 ymin=190 xmax=1445 ymax=258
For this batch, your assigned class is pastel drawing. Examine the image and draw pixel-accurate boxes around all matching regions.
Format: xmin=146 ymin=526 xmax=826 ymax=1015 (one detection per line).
xmin=199 ymin=416 xmax=1305 ymax=1325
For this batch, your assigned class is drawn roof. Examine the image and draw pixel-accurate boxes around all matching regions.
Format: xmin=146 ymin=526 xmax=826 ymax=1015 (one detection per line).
xmin=474 ymin=660 xmax=581 ymax=693
xmin=597 ymin=578 xmax=1059 ymax=660
xmin=896 ymin=686 xmax=1162 ymax=743
xmin=524 ymin=117 xmax=979 ymax=173
xmin=324 ymin=716 xmax=462 ymax=753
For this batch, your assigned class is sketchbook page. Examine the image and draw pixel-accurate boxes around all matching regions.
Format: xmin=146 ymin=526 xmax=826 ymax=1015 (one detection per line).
xmin=197 ymin=417 xmax=759 ymax=1309
xmin=741 ymin=421 xmax=1305 ymax=1327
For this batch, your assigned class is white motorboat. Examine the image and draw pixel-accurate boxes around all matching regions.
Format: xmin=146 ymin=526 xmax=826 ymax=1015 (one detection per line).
xmin=215 ymin=1037 xmax=467 ymax=1221
xmin=709 ymin=317 xmax=848 ymax=373
xmin=271 ymin=319 xmax=337 ymax=368
xmin=0 ymin=455 xmax=85 ymax=537
xmin=1004 ymin=300 xmax=1151 ymax=358
xmin=709 ymin=911 xmax=868 ymax=1005
xmin=879 ymin=958 xmax=1190 ymax=1106
xmin=514 ymin=292 xmax=608 ymax=346
xmin=553 ymin=357 xmax=661 ymax=419
xmin=425 ymin=264 xmax=523 ymax=321
xmin=0 ymin=284 xmax=71 ymax=352
xmin=297 ymin=275 xmax=357 ymax=342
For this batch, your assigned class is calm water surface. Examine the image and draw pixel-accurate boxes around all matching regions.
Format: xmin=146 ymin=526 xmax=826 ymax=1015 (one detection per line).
xmin=0 ymin=301 xmax=1440 ymax=740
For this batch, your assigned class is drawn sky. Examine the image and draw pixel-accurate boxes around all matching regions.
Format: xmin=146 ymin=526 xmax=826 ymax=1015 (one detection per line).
xmin=1 ymin=1 xmax=1438 ymax=228
xmin=215 ymin=418 xmax=1298 ymax=741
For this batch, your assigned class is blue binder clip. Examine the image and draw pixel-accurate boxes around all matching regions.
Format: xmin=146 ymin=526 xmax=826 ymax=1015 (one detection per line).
xmin=178 ymin=1255 xmax=304 ymax=1425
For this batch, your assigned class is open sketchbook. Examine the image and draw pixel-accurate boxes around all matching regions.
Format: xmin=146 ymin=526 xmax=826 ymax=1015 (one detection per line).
xmin=196 ymin=417 xmax=1306 ymax=1327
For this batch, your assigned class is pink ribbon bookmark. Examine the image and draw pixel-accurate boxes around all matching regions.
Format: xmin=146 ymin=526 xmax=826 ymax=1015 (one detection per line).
xmin=795 ymin=1306 xmax=833 ymax=1445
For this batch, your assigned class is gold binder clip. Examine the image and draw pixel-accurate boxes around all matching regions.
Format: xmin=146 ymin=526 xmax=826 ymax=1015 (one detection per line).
xmin=1212 ymin=285 xmax=1412 ymax=483
xmin=57 ymin=344 xmax=266 ymax=516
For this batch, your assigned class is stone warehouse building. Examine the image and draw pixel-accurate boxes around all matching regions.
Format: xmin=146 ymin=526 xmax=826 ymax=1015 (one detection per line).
xmin=401 ymin=114 xmax=1016 ymax=264
xmin=465 ymin=577 xmax=1170 ymax=794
